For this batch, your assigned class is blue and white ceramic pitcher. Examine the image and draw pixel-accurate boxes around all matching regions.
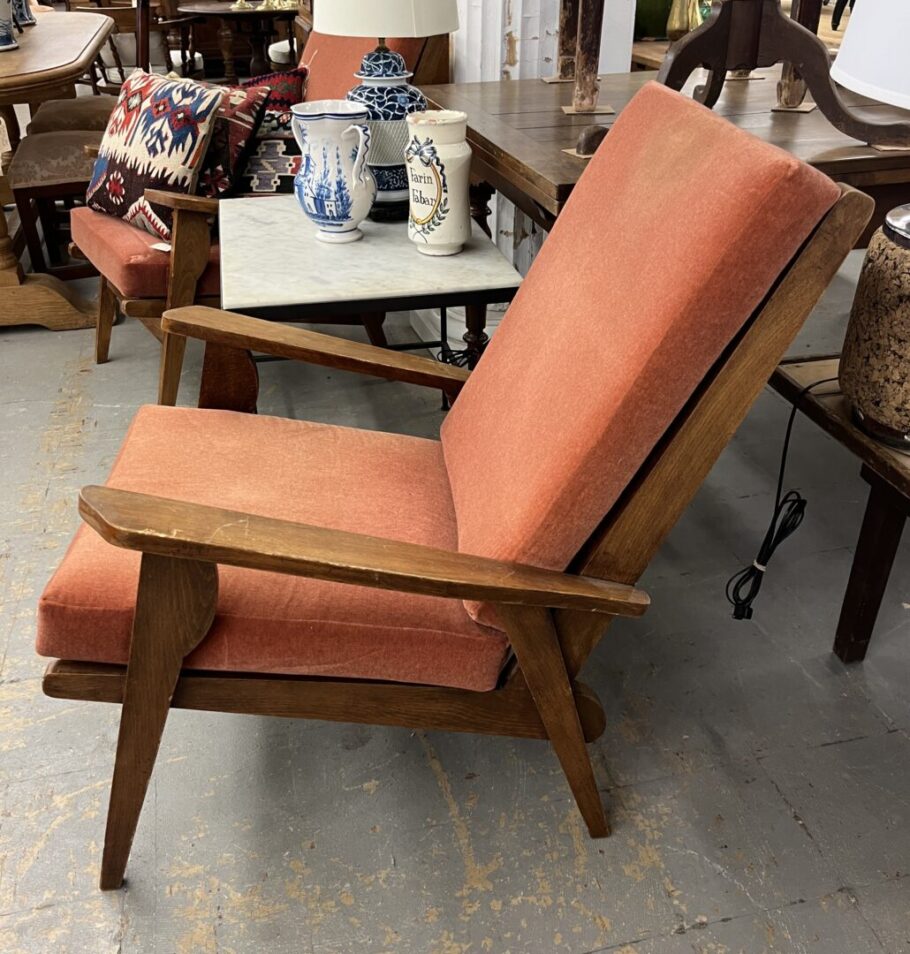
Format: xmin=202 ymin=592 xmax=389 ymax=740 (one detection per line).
xmin=291 ymin=100 xmax=377 ymax=244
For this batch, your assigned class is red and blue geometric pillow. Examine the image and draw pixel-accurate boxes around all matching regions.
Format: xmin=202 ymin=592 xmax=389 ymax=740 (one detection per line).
xmin=196 ymin=84 xmax=271 ymax=199
xmin=234 ymin=68 xmax=308 ymax=195
xmin=86 ymin=71 xmax=225 ymax=240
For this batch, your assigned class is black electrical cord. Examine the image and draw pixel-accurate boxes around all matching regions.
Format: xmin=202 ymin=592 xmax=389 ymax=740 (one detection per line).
xmin=726 ymin=377 xmax=838 ymax=621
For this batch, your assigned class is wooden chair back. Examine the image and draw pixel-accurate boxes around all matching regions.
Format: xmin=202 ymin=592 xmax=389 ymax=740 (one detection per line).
xmin=73 ymin=2 xmax=194 ymax=87
xmin=552 ymin=184 xmax=873 ymax=679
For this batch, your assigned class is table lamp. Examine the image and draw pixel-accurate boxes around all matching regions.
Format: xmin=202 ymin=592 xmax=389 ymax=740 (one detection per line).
xmin=830 ymin=0 xmax=910 ymax=112
xmin=834 ymin=0 xmax=910 ymax=450
xmin=313 ymin=0 xmax=459 ymax=221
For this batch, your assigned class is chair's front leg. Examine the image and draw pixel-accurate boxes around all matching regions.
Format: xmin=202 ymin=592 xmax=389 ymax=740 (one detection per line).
xmin=497 ymin=603 xmax=609 ymax=839
xmin=101 ymin=553 xmax=218 ymax=890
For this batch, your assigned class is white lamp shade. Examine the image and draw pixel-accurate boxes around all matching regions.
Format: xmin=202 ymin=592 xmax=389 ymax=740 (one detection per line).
xmin=830 ymin=0 xmax=910 ymax=111
xmin=313 ymin=0 xmax=459 ymax=39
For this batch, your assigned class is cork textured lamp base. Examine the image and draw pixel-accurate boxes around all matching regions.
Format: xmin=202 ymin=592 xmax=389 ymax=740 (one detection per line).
xmin=840 ymin=206 xmax=910 ymax=450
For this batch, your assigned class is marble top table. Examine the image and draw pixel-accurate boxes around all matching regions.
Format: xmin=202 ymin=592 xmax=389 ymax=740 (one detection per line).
xmin=219 ymin=195 xmax=522 ymax=364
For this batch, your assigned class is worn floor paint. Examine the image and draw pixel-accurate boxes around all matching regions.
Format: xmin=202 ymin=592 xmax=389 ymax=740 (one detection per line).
xmin=1 ymin=257 xmax=909 ymax=953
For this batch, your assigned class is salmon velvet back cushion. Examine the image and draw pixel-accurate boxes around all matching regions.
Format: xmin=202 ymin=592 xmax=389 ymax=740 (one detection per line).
xmin=440 ymin=83 xmax=840 ymax=622
xmin=300 ymin=32 xmax=427 ymax=103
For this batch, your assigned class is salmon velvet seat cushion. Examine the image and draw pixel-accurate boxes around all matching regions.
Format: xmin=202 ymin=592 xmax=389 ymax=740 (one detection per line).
xmin=70 ymin=206 xmax=220 ymax=299
xmin=36 ymin=407 xmax=509 ymax=692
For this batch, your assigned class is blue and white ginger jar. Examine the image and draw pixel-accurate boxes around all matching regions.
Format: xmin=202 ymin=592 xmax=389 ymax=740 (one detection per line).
xmin=347 ymin=48 xmax=426 ymax=210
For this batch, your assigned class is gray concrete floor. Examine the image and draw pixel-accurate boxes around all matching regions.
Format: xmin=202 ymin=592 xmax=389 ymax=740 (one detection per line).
xmin=1 ymin=256 xmax=909 ymax=953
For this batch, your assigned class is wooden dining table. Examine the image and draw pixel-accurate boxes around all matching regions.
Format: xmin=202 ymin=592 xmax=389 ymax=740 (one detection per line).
xmin=176 ymin=0 xmax=296 ymax=82
xmin=424 ymin=67 xmax=910 ymax=242
xmin=0 ymin=11 xmax=113 ymax=331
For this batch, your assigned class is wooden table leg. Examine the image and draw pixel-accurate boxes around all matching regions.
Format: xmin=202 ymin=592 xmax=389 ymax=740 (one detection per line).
xmin=247 ymin=18 xmax=270 ymax=77
xmin=0 ymin=104 xmax=21 ymax=157
xmin=833 ymin=467 xmax=908 ymax=663
xmin=218 ymin=18 xmax=237 ymax=83
xmin=463 ymin=303 xmax=488 ymax=369
xmin=470 ymin=181 xmax=494 ymax=238
xmin=0 ymin=200 xmax=96 ymax=331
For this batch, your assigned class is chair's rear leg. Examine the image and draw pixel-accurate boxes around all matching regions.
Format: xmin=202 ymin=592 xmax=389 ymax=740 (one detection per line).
xmin=101 ymin=554 xmax=217 ymax=890
xmin=497 ymin=604 xmax=609 ymax=838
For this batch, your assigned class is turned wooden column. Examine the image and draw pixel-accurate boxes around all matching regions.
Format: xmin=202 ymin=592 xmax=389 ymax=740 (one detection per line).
xmin=0 ymin=203 xmax=23 ymax=286
xmin=218 ymin=18 xmax=238 ymax=83
xmin=572 ymin=0 xmax=607 ymax=112
xmin=556 ymin=0 xmax=580 ymax=80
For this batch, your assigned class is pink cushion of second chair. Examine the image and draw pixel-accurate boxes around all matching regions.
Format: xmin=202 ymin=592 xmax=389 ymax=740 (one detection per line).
xmin=440 ymin=82 xmax=841 ymax=625
xmin=70 ymin=206 xmax=220 ymax=299
xmin=37 ymin=407 xmax=509 ymax=692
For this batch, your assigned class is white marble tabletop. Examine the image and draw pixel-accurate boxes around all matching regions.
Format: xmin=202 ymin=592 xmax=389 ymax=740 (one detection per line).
xmin=219 ymin=195 xmax=522 ymax=316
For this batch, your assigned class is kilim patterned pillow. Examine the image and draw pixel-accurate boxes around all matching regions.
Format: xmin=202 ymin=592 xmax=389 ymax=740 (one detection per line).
xmin=196 ymin=84 xmax=271 ymax=198
xmin=235 ymin=68 xmax=308 ymax=195
xmin=86 ymin=71 xmax=225 ymax=240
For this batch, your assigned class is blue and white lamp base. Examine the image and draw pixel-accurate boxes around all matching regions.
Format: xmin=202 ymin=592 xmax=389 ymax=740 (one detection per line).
xmin=347 ymin=47 xmax=427 ymax=222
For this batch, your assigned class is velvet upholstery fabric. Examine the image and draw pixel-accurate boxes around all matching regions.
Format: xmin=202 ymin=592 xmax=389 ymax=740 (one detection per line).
xmin=8 ymin=130 xmax=102 ymax=191
xmin=70 ymin=206 xmax=220 ymax=299
xmin=27 ymin=96 xmax=117 ymax=135
xmin=300 ymin=32 xmax=426 ymax=104
xmin=37 ymin=407 xmax=509 ymax=692
xmin=439 ymin=82 xmax=840 ymax=626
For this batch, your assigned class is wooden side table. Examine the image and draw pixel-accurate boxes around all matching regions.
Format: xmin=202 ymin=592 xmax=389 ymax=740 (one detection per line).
xmin=771 ymin=358 xmax=910 ymax=663
xmin=0 ymin=11 xmax=113 ymax=331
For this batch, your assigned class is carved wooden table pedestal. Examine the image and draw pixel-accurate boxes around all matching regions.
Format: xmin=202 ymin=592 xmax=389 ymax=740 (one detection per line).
xmin=0 ymin=11 xmax=113 ymax=331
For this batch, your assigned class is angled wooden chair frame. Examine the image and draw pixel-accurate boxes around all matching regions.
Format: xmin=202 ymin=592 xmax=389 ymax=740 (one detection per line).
xmin=43 ymin=184 xmax=872 ymax=890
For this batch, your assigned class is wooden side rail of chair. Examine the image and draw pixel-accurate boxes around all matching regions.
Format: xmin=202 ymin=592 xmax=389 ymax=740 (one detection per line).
xmin=161 ymin=306 xmax=472 ymax=396
xmin=80 ymin=485 xmax=650 ymax=616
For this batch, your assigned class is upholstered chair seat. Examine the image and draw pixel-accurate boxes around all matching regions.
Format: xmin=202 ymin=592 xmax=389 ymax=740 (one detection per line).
xmin=38 ymin=405 xmax=509 ymax=691
xmin=8 ymin=130 xmax=102 ymax=191
xmin=70 ymin=206 xmax=220 ymax=299
xmin=27 ymin=95 xmax=118 ymax=136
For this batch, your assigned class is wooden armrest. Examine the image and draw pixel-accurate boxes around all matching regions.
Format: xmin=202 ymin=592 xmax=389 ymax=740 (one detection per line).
xmin=144 ymin=190 xmax=219 ymax=217
xmin=84 ymin=144 xmax=100 ymax=159
xmin=162 ymin=306 xmax=471 ymax=394
xmin=79 ymin=486 xmax=649 ymax=617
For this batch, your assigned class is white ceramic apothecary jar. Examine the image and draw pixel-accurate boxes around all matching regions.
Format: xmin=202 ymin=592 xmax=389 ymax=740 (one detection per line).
xmin=405 ymin=110 xmax=471 ymax=256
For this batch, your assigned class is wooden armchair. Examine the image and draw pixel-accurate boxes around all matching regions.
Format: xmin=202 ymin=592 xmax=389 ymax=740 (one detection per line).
xmin=37 ymin=84 xmax=872 ymax=890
